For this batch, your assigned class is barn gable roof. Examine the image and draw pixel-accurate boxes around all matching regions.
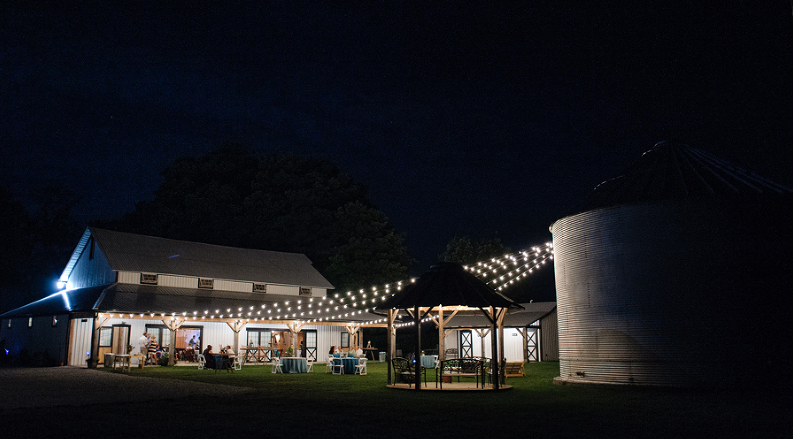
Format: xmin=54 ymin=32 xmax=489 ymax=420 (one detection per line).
xmin=61 ymin=227 xmax=334 ymax=289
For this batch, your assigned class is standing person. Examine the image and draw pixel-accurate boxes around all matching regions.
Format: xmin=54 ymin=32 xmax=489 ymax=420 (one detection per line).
xmin=148 ymin=335 xmax=159 ymax=365
xmin=138 ymin=332 xmax=149 ymax=358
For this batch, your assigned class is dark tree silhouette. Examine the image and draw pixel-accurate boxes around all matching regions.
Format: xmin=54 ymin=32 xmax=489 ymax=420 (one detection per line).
xmin=113 ymin=143 xmax=411 ymax=292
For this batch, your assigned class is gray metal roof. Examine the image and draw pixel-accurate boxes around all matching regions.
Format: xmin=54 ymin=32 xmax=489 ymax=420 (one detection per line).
xmin=79 ymin=227 xmax=334 ymax=289
xmin=442 ymin=302 xmax=557 ymax=329
xmin=0 ymin=285 xmax=106 ymax=318
xmin=580 ymin=142 xmax=793 ymax=212
xmin=1 ymin=283 xmax=379 ymax=324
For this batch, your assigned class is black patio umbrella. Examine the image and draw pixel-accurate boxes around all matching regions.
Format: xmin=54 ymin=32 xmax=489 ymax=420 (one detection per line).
xmin=376 ymin=262 xmax=522 ymax=390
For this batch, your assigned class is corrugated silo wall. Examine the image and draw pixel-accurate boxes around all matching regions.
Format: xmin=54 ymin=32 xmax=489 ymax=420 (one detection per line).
xmin=551 ymin=198 xmax=792 ymax=388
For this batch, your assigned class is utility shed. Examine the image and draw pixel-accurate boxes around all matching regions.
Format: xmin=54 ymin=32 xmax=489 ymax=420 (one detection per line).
xmin=550 ymin=142 xmax=793 ymax=388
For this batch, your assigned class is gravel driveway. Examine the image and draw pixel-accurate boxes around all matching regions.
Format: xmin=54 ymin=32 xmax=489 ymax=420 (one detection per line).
xmin=0 ymin=366 xmax=251 ymax=409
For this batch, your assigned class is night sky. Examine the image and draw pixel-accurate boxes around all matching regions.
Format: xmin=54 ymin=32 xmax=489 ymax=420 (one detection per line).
xmin=3 ymin=2 xmax=792 ymax=273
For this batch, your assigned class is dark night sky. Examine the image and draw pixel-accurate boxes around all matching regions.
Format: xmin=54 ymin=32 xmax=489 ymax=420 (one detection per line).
xmin=3 ymin=1 xmax=793 ymax=273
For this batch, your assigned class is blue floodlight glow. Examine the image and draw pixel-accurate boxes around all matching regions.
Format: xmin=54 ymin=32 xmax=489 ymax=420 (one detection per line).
xmin=61 ymin=291 xmax=72 ymax=311
xmin=169 ymin=254 xmax=180 ymax=258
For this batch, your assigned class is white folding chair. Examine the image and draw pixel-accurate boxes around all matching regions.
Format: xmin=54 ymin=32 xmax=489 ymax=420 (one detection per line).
xmin=233 ymin=356 xmax=243 ymax=371
xmin=197 ymin=354 xmax=206 ymax=370
xmin=306 ymin=359 xmax=314 ymax=373
xmin=331 ymin=358 xmax=345 ymax=375
xmin=354 ymin=358 xmax=367 ymax=375
xmin=325 ymin=359 xmax=335 ymax=373
xmin=271 ymin=357 xmax=283 ymax=373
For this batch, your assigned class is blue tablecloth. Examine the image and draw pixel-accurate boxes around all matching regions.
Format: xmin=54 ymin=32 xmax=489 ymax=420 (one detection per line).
xmin=280 ymin=357 xmax=308 ymax=373
xmin=213 ymin=355 xmax=234 ymax=370
xmin=331 ymin=357 xmax=359 ymax=374
xmin=421 ymin=355 xmax=438 ymax=369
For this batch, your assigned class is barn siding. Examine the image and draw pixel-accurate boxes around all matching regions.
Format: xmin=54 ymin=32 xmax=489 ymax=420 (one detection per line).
xmin=540 ymin=309 xmax=559 ymax=361
xmin=0 ymin=314 xmax=71 ymax=365
xmin=68 ymin=243 xmax=115 ymax=289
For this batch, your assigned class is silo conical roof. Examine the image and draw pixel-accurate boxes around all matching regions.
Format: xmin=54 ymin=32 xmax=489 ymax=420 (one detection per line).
xmin=579 ymin=141 xmax=793 ymax=212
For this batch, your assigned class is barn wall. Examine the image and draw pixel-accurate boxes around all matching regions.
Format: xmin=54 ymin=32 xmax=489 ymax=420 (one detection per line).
xmin=540 ymin=309 xmax=559 ymax=361
xmin=0 ymin=314 xmax=70 ymax=365
xmin=68 ymin=242 xmax=115 ymax=289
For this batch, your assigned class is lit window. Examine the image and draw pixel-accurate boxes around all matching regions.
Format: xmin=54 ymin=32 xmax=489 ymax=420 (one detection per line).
xmin=199 ymin=278 xmax=214 ymax=289
xmin=299 ymin=287 xmax=311 ymax=296
xmin=141 ymin=273 xmax=158 ymax=285
xmin=28 ymin=317 xmax=33 ymax=328
xmin=253 ymin=283 xmax=267 ymax=293
xmin=52 ymin=316 xmax=58 ymax=327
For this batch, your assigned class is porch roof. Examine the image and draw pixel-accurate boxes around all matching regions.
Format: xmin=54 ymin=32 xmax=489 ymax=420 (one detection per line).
xmin=1 ymin=283 xmax=383 ymax=324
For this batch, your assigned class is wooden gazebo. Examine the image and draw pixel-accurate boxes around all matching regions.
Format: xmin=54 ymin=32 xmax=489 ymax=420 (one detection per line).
xmin=376 ymin=262 xmax=522 ymax=390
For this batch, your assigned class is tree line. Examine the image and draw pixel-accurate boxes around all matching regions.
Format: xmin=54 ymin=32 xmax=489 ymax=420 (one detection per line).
xmin=1 ymin=143 xmax=531 ymax=313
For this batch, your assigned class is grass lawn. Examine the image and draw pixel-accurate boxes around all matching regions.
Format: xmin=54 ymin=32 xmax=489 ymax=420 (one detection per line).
xmin=10 ymin=361 xmax=790 ymax=438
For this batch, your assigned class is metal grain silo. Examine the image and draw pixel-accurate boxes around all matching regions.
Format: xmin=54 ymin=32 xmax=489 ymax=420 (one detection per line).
xmin=550 ymin=142 xmax=793 ymax=388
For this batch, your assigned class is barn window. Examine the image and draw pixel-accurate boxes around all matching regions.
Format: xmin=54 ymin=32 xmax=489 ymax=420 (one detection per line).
xmin=140 ymin=273 xmax=158 ymax=285
xmin=299 ymin=287 xmax=311 ymax=296
xmin=199 ymin=278 xmax=214 ymax=289
xmin=99 ymin=327 xmax=112 ymax=347
xmin=340 ymin=332 xmax=349 ymax=349
xmin=253 ymin=283 xmax=267 ymax=293
xmin=28 ymin=317 xmax=33 ymax=328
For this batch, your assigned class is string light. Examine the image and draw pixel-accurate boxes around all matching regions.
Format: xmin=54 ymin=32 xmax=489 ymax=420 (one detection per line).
xmin=100 ymin=242 xmax=552 ymax=324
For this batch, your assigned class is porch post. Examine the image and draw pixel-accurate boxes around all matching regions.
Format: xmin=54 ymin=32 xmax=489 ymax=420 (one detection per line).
xmin=438 ymin=306 xmax=444 ymax=361
xmin=88 ymin=313 xmax=101 ymax=369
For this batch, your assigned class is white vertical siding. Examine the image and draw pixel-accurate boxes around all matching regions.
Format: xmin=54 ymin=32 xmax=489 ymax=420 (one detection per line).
xmin=69 ymin=318 xmax=94 ymax=366
xmin=117 ymin=271 xmax=139 ymax=284
xmin=444 ymin=329 xmax=524 ymax=362
xmin=214 ymin=280 xmax=251 ymax=293
xmin=268 ymin=285 xmax=299 ymax=296
xmin=64 ymin=318 xmax=343 ymax=366
xmin=68 ymin=244 xmax=115 ymax=288
xmin=159 ymin=275 xmax=198 ymax=288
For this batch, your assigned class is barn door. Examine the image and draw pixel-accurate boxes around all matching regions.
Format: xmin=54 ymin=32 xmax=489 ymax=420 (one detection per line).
xmin=302 ymin=330 xmax=317 ymax=361
xmin=526 ymin=328 xmax=539 ymax=361
xmin=459 ymin=330 xmax=473 ymax=358
xmin=112 ymin=324 xmax=130 ymax=355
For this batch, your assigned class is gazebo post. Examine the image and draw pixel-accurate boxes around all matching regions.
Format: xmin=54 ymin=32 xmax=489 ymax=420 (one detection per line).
xmin=498 ymin=309 xmax=506 ymax=385
xmin=414 ymin=304 xmax=422 ymax=390
xmin=387 ymin=309 xmax=395 ymax=385
xmin=490 ymin=306 xmax=500 ymax=390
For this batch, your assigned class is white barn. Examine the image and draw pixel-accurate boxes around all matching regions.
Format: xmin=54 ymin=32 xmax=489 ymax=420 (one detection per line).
xmin=0 ymin=228 xmax=385 ymax=367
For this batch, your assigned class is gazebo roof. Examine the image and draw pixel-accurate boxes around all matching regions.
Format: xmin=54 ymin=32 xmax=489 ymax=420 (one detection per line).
xmin=376 ymin=262 xmax=522 ymax=310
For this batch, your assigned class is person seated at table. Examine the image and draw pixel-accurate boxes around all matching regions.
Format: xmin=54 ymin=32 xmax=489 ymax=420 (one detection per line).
xmin=355 ymin=346 xmax=364 ymax=358
xmin=225 ymin=345 xmax=235 ymax=356
xmin=334 ymin=346 xmax=342 ymax=355
xmin=203 ymin=345 xmax=216 ymax=369
xmin=147 ymin=336 xmax=159 ymax=365
xmin=329 ymin=345 xmax=335 ymax=355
